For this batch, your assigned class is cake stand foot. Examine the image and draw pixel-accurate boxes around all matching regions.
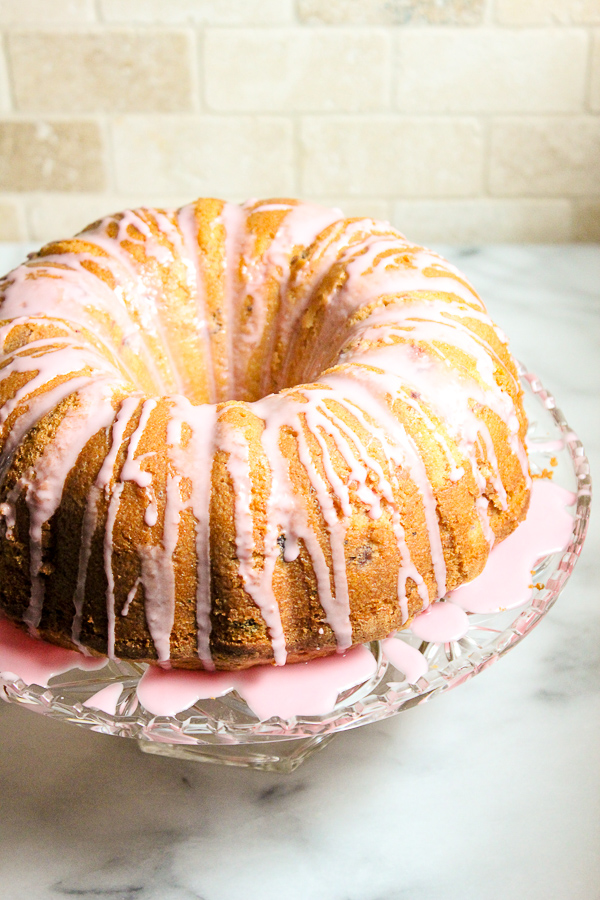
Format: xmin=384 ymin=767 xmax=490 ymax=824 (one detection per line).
xmin=137 ymin=733 xmax=336 ymax=773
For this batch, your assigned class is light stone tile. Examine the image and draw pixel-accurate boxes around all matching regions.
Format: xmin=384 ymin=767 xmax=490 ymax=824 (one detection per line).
xmin=0 ymin=200 xmax=26 ymax=240
xmin=495 ymin=0 xmax=600 ymax=25
xmin=300 ymin=117 xmax=484 ymax=197
xmin=490 ymin=117 xmax=600 ymax=196
xmin=0 ymin=121 xmax=105 ymax=192
xmin=8 ymin=31 xmax=193 ymax=114
xmin=298 ymin=0 xmax=484 ymax=25
xmin=26 ymin=194 xmax=194 ymax=242
xmin=591 ymin=32 xmax=600 ymax=112
xmin=112 ymin=116 xmax=295 ymax=197
xmin=395 ymin=28 xmax=587 ymax=113
xmin=99 ymin=0 xmax=294 ymax=25
xmin=205 ymin=29 xmax=390 ymax=113
xmin=391 ymin=199 xmax=573 ymax=243
xmin=0 ymin=0 xmax=96 ymax=23
xmin=572 ymin=199 xmax=600 ymax=241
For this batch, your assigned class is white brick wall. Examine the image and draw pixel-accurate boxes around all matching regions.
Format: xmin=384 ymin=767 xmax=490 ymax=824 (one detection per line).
xmin=0 ymin=0 xmax=597 ymax=243
xmin=112 ymin=116 xmax=295 ymax=196
xmin=300 ymin=117 xmax=484 ymax=196
xmin=395 ymin=29 xmax=588 ymax=113
xmin=490 ymin=118 xmax=600 ymax=196
xmin=204 ymin=29 xmax=391 ymax=113
xmin=494 ymin=0 xmax=600 ymax=26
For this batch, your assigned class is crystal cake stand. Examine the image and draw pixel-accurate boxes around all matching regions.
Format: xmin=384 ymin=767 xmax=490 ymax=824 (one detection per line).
xmin=0 ymin=368 xmax=591 ymax=772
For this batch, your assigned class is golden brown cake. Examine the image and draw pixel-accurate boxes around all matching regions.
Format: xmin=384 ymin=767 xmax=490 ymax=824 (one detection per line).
xmin=0 ymin=198 xmax=530 ymax=670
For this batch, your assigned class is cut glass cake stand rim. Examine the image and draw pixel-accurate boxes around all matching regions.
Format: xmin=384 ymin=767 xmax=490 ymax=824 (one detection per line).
xmin=0 ymin=365 xmax=592 ymax=751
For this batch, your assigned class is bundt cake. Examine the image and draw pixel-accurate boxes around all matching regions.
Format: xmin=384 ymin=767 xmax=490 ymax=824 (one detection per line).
xmin=0 ymin=198 xmax=530 ymax=670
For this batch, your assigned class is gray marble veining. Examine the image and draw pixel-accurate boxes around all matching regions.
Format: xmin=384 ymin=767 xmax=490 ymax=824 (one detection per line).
xmin=0 ymin=245 xmax=598 ymax=900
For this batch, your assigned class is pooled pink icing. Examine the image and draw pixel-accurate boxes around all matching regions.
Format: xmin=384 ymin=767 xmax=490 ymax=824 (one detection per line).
xmin=0 ymin=617 xmax=106 ymax=687
xmin=449 ymin=479 xmax=575 ymax=614
xmin=137 ymin=645 xmax=377 ymax=721
xmin=527 ymin=439 xmax=564 ymax=454
xmin=381 ymin=638 xmax=429 ymax=683
xmin=409 ymin=600 xmax=470 ymax=643
xmin=136 ymin=666 xmax=234 ymax=718
xmin=82 ymin=682 xmax=123 ymax=716
xmin=229 ymin=645 xmax=377 ymax=720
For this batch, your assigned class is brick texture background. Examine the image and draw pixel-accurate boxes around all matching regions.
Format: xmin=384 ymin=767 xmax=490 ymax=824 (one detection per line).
xmin=0 ymin=0 xmax=598 ymax=243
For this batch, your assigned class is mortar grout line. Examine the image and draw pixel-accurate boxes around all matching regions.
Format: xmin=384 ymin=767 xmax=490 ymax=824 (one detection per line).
xmin=292 ymin=115 xmax=301 ymax=197
xmin=483 ymin=115 xmax=492 ymax=197
xmin=101 ymin=113 xmax=116 ymax=195
xmin=1 ymin=28 xmax=15 ymax=112
xmin=189 ymin=26 xmax=202 ymax=115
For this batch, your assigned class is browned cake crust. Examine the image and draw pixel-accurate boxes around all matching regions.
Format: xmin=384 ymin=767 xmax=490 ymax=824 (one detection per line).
xmin=0 ymin=199 xmax=530 ymax=669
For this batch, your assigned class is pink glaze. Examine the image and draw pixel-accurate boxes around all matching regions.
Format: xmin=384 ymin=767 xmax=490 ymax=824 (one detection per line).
xmin=0 ymin=616 xmax=106 ymax=687
xmin=449 ymin=479 xmax=575 ymax=614
xmin=166 ymin=398 xmax=218 ymax=669
xmin=527 ymin=439 xmax=564 ymax=454
xmin=136 ymin=666 xmax=234 ymax=718
xmin=83 ymin=682 xmax=123 ymax=716
xmin=381 ymin=638 xmax=428 ymax=683
xmin=175 ymin=203 xmax=216 ymax=404
xmin=136 ymin=645 xmax=376 ymax=721
xmin=410 ymin=600 xmax=470 ymax=643
xmin=219 ymin=422 xmax=287 ymax=665
xmin=232 ymin=645 xmax=376 ymax=720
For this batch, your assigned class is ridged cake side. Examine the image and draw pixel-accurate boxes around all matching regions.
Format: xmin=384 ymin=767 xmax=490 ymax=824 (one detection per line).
xmin=0 ymin=199 xmax=530 ymax=669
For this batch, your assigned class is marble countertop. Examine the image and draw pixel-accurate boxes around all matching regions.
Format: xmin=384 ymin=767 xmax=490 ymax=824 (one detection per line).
xmin=0 ymin=244 xmax=598 ymax=900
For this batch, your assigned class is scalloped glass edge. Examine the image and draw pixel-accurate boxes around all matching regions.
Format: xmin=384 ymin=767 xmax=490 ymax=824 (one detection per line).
xmin=0 ymin=365 xmax=592 ymax=770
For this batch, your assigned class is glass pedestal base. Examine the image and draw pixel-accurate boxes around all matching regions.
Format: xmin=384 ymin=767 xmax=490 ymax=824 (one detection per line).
xmin=138 ymin=733 xmax=335 ymax=772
